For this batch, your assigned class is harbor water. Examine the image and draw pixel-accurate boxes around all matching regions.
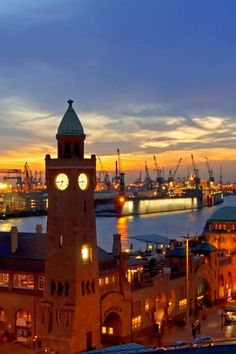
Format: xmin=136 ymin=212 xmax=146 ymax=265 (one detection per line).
xmin=0 ymin=195 xmax=235 ymax=252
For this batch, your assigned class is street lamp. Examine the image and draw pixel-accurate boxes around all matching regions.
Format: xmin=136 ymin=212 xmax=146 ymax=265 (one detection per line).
xmin=182 ymin=235 xmax=190 ymax=326
xmin=186 ymin=237 xmax=190 ymax=326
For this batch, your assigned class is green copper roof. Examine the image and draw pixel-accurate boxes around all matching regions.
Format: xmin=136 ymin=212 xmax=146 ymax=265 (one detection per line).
xmin=191 ymin=242 xmax=217 ymax=253
xmin=208 ymin=206 xmax=236 ymax=221
xmin=57 ymin=99 xmax=84 ymax=136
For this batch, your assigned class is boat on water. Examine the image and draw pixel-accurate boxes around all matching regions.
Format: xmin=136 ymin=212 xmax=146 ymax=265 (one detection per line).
xmin=95 ymin=184 xmax=224 ymax=217
xmin=95 ymin=189 xmax=203 ymax=217
xmin=202 ymin=190 xmax=224 ymax=207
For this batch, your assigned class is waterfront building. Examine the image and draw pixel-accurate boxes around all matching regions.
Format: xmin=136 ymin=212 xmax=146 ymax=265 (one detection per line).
xmin=0 ymin=100 xmax=235 ymax=353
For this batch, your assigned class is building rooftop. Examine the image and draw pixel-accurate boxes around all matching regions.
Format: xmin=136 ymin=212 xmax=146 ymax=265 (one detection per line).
xmin=207 ymin=206 xmax=236 ymax=222
xmin=0 ymin=231 xmax=117 ymax=273
xmin=130 ymin=233 xmax=169 ymax=245
xmin=166 ymin=247 xmax=187 ymax=258
xmin=57 ymin=99 xmax=84 ymax=136
xmin=191 ymin=242 xmax=217 ymax=253
xmin=79 ymin=343 xmax=155 ymax=354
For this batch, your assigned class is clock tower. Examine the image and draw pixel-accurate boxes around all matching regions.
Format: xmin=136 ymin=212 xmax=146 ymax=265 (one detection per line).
xmin=38 ymin=100 xmax=100 ymax=354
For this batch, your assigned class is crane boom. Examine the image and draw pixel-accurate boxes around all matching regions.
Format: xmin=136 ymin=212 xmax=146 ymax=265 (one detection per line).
xmin=205 ymin=157 xmax=214 ymax=183
xmin=172 ymin=157 xmax=182 ymax=179
xmin=168 ymin=157 xmax=182 ymax=182
xmin=191 ymin=154 xmax=201 ymax=186
xmin=117 ymin=148 xmax=123 ymax=174
xmin=0 ymin=169 xmax=21 ymax=175
xmin=153 ymin=155 xmax=162 ymax=178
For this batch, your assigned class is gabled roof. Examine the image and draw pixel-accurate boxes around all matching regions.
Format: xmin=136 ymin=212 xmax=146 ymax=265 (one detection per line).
xmin=0 ymin=232 xmax=46 ymax=260
xmin=0 ymin=231 xmax=116 ymax=273
xmin=57 ymin=99 xmax=84 ymax=136
xmin=166 ymin=247 xmax=187 ymax=257
xmin=191 ymin=242 xmax=217 ymax=253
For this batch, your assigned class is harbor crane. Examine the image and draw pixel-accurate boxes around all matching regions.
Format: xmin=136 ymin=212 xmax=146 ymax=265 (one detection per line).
xmin=97 ymin=155 xmax=105 ymax=183
xmin=168 ymin=158 xmax=182 ymax=183
xmin=144 ymin=160 xmax=152 ymax=188
xmin=97 ymin=155 xmax=111 ymax=189
xmin=23 ymin=162 xmax=33 ymax=192
xmin=0 ymin=169 xmax=22 ymax=188
xmin=191 ymin=154 xmax=201 ymax=187
xmin=205 ymin=157 xmax=215 ymax=184
xmin=153 ymin=155 xmax=164 ymax=185
xmin=112 ymin=149 xmax=125 ymax=194
xmin=219 ymin=164 xmax=223 ymax=188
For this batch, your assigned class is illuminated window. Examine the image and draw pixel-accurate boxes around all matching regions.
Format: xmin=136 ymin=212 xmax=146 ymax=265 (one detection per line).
xmin=179 ymin=298 xmax=187 ymax=310
xmin=102 ymin=326 xmax=113 ymax=335
xmin=59 ymin=235 xmax=63 ymax=248
xmin=0 ymin=309 xmax=6 ymax=322
xmin=145 ymin=299 xmax=151 ymax=312
xmin=126 ymin=267 xmax=143 ymax=285
xmin=0 ymin=273 xmax=9 ymax=287
xmin=99 ymin=278 xmax=103 ymax=286
xmin=132 ymin=315 xmax=141 ymax=330
xmin=105 ymin=277 xmax=109 ymax=285
xmin=16 ymin=310 xmax=31 ymax=324
xmin=108 ymin=327 xmax=113 ymax=335
xmin=13 ymin=273 xmax=34 ymax=289
xmin=112 ymin=275 xmax=115 ymax=283
xmin=38 ymin=276 xmax=45 ymax=290
xmin=81 ymin=244 xmax=92 ymax=264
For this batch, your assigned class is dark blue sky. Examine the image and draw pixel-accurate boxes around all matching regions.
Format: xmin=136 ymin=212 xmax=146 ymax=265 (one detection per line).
xmin=1 ymin=0 xmax=236 ymax=181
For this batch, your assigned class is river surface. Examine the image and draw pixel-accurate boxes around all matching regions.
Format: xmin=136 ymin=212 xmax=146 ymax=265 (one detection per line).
xmin=1 ymin=195 xmax=236 ymax=252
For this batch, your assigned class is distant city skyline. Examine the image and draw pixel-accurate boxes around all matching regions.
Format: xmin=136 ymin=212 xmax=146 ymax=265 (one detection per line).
xmin=1 ymin=0 xmax=236 ymax=182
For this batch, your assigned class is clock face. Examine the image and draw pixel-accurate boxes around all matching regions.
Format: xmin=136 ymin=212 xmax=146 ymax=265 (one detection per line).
xmin=78 ymin=173 xmax=88 ymax=190
xmin=55 ymin=173 xmax=69 ymax=191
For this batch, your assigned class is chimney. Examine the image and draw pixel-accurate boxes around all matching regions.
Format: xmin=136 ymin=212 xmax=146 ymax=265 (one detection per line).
xmin=36 ymin=224 xmax=42 ymax=236
xmin=11 ymin=226 xmax=18 ymax=254
xmin=112 ymin=233 xmax=121 ymax=254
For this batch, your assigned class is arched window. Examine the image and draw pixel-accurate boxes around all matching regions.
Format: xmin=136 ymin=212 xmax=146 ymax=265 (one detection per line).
xmin=0 ymin=308 xmax=6 ymax=322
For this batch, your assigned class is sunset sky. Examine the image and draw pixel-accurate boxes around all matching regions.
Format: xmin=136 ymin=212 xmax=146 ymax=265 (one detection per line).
xmin=1 ymin=0 xmax=236 ymax=183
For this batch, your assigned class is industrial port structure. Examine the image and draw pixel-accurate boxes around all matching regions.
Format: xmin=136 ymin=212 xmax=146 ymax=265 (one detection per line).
xmin=0 ymin=99 xmax=235 ymax=354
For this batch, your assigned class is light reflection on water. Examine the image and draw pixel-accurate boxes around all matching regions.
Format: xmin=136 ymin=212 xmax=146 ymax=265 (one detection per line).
xmin=1 ymin=196 xmax=236 ymax=252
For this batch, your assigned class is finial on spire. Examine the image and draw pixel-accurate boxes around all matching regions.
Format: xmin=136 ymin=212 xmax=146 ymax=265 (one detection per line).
xmin=67 ymin=99 xmax=74 ymax=107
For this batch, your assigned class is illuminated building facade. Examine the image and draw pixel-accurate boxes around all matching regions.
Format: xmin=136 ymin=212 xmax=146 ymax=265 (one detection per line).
xmin=0 ymin=101 xmax=235 ymax=353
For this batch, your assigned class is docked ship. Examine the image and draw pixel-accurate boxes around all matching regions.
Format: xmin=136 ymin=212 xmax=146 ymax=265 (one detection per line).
xmin=202 ymin=189 xmax=224 ymax=207
xmin=95 ymin=186 xmax=203 ymax=217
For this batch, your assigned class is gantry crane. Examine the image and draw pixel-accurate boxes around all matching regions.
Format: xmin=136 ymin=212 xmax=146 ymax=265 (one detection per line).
xmin=219 ymin=164 xmax=223 ymax=188
xmin=112 ymin=149 xmax=125 ymax=194
xmin=168 ymin=158 xmax=182 ymax=183
xmin=97 ymin=155 xmax=111 ymax=189
xmin=144 ymin=160 xmax=153 ymax=188
xmin=0 ymin=169 xmax=22 ymax=188
xmin=205 ymin=157 xmax=214 ymax=184
xmin=191 ymin=154 xmax=201 ymax=187
xmin=97 ymin=155 xmax=105 ymax=184
xmin=23 ymin=162 xmax=33 ymax=192
xmin=117 ymin=148 xmax=125 ymax=194
xmin=153 ymin=155 xmax=164 ymax=185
